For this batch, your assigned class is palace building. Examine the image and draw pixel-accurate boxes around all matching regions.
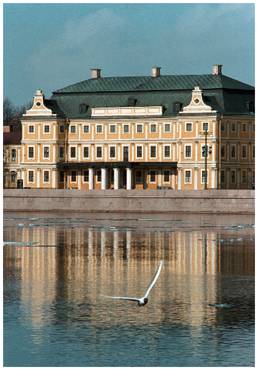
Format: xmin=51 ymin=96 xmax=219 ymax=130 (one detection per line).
xmin=4 ymin=64 xmax=255 ymax=190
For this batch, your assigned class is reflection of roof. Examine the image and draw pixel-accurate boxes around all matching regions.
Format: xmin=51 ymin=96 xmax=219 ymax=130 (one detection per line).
xmin=3 ymin=131 xmax=22 ymax=145
xmin=50 ymin=73 xmax=254 ymax=119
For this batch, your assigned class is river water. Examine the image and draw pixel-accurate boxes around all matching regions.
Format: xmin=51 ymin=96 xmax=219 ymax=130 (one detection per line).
xmin=3 ymin=212 xmax=255 ymax=366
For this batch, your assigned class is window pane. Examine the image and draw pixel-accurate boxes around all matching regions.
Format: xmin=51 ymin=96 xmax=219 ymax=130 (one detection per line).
xmin=59 ymin=125 xmax=65 ymax=133
xmin=96 ymin=147 xmax=102 ymax=158
xmin=29 ymin=125 xmax=34 ymax=133
xmin=70 ymin=147 xmax=76 ymax=158
xmin=164 ymin=146 xmax=170 ymax=158
xmin=84 ymin=125 xmax=89 ymax=133
xmin=83 ymin=170 xmax=89 ymax=182
xmin=70 ymin=125 xmax=76 ymax=133
xmin=96 ymin=125 xmax=102 ymax=133
xmin=110 ymin=146 xmax=116 ymax=158
xmin=124 ymin=125 xmax=129 ymax=133
xmin=185 ymin=145 xmax=191 ymax=158
xmin=44 ymin=125 xmax=50 ymax=133
xmin=44 ymin=171 xmax=49 ymax=182
xmin=44 ymin=147 xmax=49 ymax=158
xmin=28 ymin=147 xmax=34 ymax=158
xmin=11 ymin=149 xmax=16 ymax=161
xmin=186 ymin=123 xmax=192 ymax=131
xmin=136 ymin=146 xmax=142 ymax=158
xmin=164 ymin=123 xmax=171 ymax=132
xmin=185 ymin=170 xmax=191 ymax=183
xmin=150 ymin=146 xmax=156 ymax=158
xmin=150 ymin=124 xmax=156 ymax=132
xmin=110 ymin=125 xmax=116 ymax=133
xmin=28 ymin=171 xmax=34 ymax=182
xmin=136 ymin=125 xmax=143 ymax=133
xmin=59 ymin=147 xmax=64 ymax=158
xmin=203 ymin=123 xmax=208 ymax=131
xmin=84 ymin=147 xmax=89 ymax=158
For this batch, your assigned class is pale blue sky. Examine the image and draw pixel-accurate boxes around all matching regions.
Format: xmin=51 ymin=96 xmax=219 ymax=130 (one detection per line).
xmin=4 ymin=3 xmax=254 ymax=105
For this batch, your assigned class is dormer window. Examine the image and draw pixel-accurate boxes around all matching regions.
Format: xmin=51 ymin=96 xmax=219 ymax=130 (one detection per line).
xmin=79 ymin=103 xmax=88 ymax=114
xmin=174 ymin=102 xmax=183 ymax=113
xmin=128 ymin=97 xmax=137 ymax=106
xmin=246 ymin=101 xmax=255 ymax=113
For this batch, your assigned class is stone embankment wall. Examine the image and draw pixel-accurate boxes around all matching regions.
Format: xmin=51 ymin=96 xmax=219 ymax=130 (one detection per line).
xmin=3 ymin=189 xmax=255 ymax=214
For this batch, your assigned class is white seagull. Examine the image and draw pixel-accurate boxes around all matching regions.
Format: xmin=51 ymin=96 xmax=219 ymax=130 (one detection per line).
xmin=102 ymin=260 xmax=163 ymax=306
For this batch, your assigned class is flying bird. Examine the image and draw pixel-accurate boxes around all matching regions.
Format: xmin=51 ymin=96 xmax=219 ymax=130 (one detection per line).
xmin=102 ymin=260 xmax=163 ymax=306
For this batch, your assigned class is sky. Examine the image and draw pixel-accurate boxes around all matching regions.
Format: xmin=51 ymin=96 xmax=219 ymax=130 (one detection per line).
xmin=3 ymin=3 xmax=255 ymax=106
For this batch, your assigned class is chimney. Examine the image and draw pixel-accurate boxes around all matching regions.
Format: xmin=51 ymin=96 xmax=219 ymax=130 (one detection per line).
xmin=212 ymin=64 xmax=223 ymax=75
xmin=151 ymin=66 xmax=161 ymax=78
xmin=91 ymin=68 xmax=101 ymax=79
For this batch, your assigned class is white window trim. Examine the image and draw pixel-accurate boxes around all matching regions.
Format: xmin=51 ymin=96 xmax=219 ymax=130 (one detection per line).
xmin=109 ymin=145 xmax=116 ymax=160
xmin=28 ymin=125 xmax=35 ymax=134
xmin=83 ymin=145 xmax=90 ymax=159
xmin=163 ymin=170 xmax=170 ymax=183
xmin=109 ymin=124 xmax=117 ymax=134
xmin=43 ymin=170 xmax=50 ymax=184
xmin=149 ymin=144 xmax=157 ymax=159
xmin=184 ymin=144 xmax=192 ymax=159
xmin=59 ymin=145 xmax=64 ymax=159
xmin=96 ymin=124 xmax=103 ymax=134
xmin=70 ymin=171 xmax=77 ymax=183
xmin=69 ymin=145 xmax=77 ymax=160
xmin=163 ymin=144 xmax=171 ymax=159
xmin=241 ymin=144 xmax=248 ymax=159
xmin=202 ymin=122 xmax=209 ymax=132
xmin=96 ymin=145 xmax=103 ymax=159
xmin=43 ymin=145 xmax=50 ymax=159
xmin=43 ymin=124 xmax=50 ymax=134
xmin=201 ymin=169 xmax=209 ymax=184
xmin=163 ymin=122 xmax=171 ymax=133
xmin=83 ymin=124 xmax=90 ymax=134
xmin=185 ymin=122 xmax=193 ymax=132
xmin=136 ymin=123 xmax=143 ymax=134
xmin=149 ymin=123 xmax=157 ymax=133
xmin=184 ymin=169 xmax=192 ymax=184
xmin=149 ymin=170 xmax=156 ymax=184
xmin=27 ymin=169 xmax=35 ymax=183
xmin=82 ymin=170 xmax=89 ymax=183
xmin=28 ymin=145 xmax=35 ymax=160
xmin=230 ymin=144 xmax=237 ymax=160
xmin=136 ymin=144 xmax=143 ymax=159
xmin=70 ymin=125 xmax=76 ymax=134
xmin=122 ymin=123 xmax=130 ymax=134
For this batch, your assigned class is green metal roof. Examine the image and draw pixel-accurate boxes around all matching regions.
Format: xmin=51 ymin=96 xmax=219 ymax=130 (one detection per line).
xmin=53 ymin=74 xmax=254 ymax=94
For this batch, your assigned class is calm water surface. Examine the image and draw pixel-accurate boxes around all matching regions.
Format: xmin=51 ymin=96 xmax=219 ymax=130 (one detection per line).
xmin=4 ymin=213 xmax=255 ymax=366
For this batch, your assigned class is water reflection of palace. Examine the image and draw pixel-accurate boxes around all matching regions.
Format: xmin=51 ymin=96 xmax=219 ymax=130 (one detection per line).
xmin=4 ymin=225 xmax=254 ymax=329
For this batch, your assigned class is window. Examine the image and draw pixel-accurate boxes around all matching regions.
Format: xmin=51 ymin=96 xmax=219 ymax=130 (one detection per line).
xmin=136 ymin=124 xmax=143 ymax=133
xmin=221 ymin=145 xmax=225 ymax=158
xmin=109 ymin=146 xmax=116 ymax=158
xmin=70 ymin=147 xmax=76 ymax=158
xmin=70 ymin=125 xmax=76 ymax=133
xmin=149 ymin=171 xmax=156 ymax=183
xmin=231 ymin=145 xmax=236 ymax=159
xmin=150 ymin=146 xmax=156 ymax=158
xmin=71 ymin=171 xmax=77 ymax=182
xmin=59 ymin=146 xmax=64 ymax=159
xmin=11 ymin=149 xmax=16 ymax=161
xmin=231 ymin=123 xmax=236 ymax=132
xmin=123 ymin=124 xmax=129 ymax=133
xmin=186 ymin=123 xmax=192 ymax=132
xmin=150 ymin=124 xmax=157 ymax=133
xmin=11 ymin=171 xmax=16 ymax=183
xmin=242 ymin=170 xmax=247 ymax=184
xmin=83 ymin=147 xmax=89 ymax=158
xmin=96 ymin=125 xmax=102 ymax=133
xmin=79 ymin=103 xmax=87 ymax=114
xmin=83 ymin=125 xmax=89 ymax=133
xmin=241 ymin=123 xmax=247 ymax=132
xmin=185 ymin=170 xmax=191 ymax=184
xmin=28 ymin=171 xmax=34 ymax=182
xmin=43 ymin=170 xmax=50 ymax=183
xmin=136 ymin=171 xmax=142 ymax=183
xmin=59 ymin=171 xmax=64 ymax=183
xmin=221 ymin=122 xmax=225 ymax=131
xmin=44 ymin=125 xmax=50 ymax=133
xmin=185 ymin=145 xmax=191 ymax=158
xmin=231 ymin=170 xmax=236 ymax=184
xmin=202 ymin=170 xmax=208 ymax=184
xmin=83 ymin=170 xmax=89 ymax=182
xmin=136 ymin=146 xmax=143 ymax=158
xmin=96 ymin=170 xmax=101 ymax=182
xmin=242 ymin=145 xmax=247 ymax=159
xmin=164 ymin=123 xmax=171 ymax=133
xmin=221 ymin=171 xmax=225 ymax=184
xmin=28 ymin=147 xmax=34 ymax=159
xmin=203 ymin=122 xmax=208 ymax=132
xmin=29 ymin=125 xmax=34 ymax=133
xmin=59 ymin=125 xmax=65 ymax=133
xmin=96 ymin=147 xmax=102 ymax=158
xmin=109 ymin=124 xmax=116 ymax=133
xmin=164 ymin=171 xmax=170 ymax=182
xmin=164 ymin=145 xmax=171 ymax=158
xmin=44 ymin=146 xmax=50 ymax=159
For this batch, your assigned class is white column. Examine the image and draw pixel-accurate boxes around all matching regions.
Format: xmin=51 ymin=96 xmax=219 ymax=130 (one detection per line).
xmin=88 ymin=228 xmax=93 ymax=257
xmin=114 ymin=167 xmax=119 ymax=190
xmin=178 ymin=168 xmax=182 ymax=190
xmin=113 ymin=230 xmax=119 ymax=258
xmin=89 ymin=168 xmax=94 ymax=190
xmin=194 ymin=168 xmax=198 ymax=190
xmin=100 ymin=230 xmax=106 ymax=257
xmin=52 ymin=169 xmax=57 ymax=189
xmin=126 ymin=230 xmax=131 ymax=259
xmin=101 ymin=168 xmax=107 ymax=190
xmin=37 ymin=169 xmax=41 ymax=188
xmin=126 ymin=167 xmax=132 ymax=190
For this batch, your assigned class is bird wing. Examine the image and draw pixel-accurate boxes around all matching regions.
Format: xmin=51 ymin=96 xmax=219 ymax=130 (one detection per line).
xmin=143 ymin=260 xmax=163 ymax=299
xmin=101 ymin=294 xmax=139 ymax=302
